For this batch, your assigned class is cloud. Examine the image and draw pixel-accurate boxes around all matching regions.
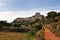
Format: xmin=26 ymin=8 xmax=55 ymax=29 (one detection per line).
xmin=0 ymin=0 xmax=16 ymax=11
xmin=0 ymin=0 xmax=60 ymax=22
xmin=0 ymin=9 xmax=43 ymax=22
xmin=0 ymin=8 xmax=60 ymax=22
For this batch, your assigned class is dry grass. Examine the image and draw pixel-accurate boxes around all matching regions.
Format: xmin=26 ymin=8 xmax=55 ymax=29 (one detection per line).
xmin=0 ymin=32 xmax=28 ymax=40
xmin=0 ymin=30 xmax=43 ymax=40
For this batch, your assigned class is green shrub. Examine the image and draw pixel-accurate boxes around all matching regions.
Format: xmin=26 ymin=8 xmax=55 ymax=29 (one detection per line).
xmin=28 ymin=29 xmax=36 ymax=36
xmin=36 ymin=24 xmax=42 ymax=30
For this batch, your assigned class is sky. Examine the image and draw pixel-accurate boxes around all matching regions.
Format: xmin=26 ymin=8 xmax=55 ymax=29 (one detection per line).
xmin=0 ymin=0 xmax=60 ymax=22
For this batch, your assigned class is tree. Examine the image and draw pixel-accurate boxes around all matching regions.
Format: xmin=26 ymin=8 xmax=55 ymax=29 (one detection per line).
xmin=0 ymin=21 xmax=11 ymax=26
xmin=28 ymin=29 xmax=36 ymax=36
xmin=32 ymin=23 xmax=42 ymax=30
xmin=28 ymin=29 xmax=36 ymax=40
xmin=14 ymin=23 xmax=21 ymax=27
xmin=58 ymin=12 xmax=60 ymax=16
xmin=0 ymin=21 xmax=11 ymax=31
xmin=47 ymin=11 xmax=58 ymax=18
xmin=35 ymin=19 xmax=40 ymax=22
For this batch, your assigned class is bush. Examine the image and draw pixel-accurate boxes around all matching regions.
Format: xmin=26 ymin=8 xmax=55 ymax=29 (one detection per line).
xmin=37 ymin=25 xmax=42 ymax=30
xmin=58 ymin=12 xmax=60 ymax=16
xmin=14 ymin=23 xmax=21 ymax=27
xmin=28 ymin=29 xmax=36 ymax=36
xmin=47 ymin=11 xmax=57 ymax=18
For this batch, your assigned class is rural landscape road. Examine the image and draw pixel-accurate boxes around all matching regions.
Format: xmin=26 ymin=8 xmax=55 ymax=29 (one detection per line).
xmin=44 ymin=28 xmax=60 ymax=40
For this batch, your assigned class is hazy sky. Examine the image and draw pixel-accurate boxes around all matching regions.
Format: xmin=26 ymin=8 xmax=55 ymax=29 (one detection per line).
xmin=0 ymin=0 xmax=60 ymax=22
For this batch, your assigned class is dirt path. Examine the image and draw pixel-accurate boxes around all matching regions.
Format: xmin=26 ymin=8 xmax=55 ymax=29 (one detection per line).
xmin=44 ymin=28 xmax=60 ymax=40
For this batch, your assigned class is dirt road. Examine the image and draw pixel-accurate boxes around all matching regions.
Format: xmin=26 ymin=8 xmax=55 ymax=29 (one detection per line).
xmin=44 ymin=28 xmax=60 ymax=40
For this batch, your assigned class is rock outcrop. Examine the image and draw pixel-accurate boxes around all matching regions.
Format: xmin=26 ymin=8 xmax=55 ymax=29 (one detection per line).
xmin=12 ymin=12 xmax=43 ymax=23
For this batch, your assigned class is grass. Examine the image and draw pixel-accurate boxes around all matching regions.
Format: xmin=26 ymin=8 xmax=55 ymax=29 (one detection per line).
xmin=0 ymin=29 xmax=44 ymax=40
xmin=0 ymin=32 xmax=28 ymax=40
xmin=55 ymin=31 xmax=60 ymax=37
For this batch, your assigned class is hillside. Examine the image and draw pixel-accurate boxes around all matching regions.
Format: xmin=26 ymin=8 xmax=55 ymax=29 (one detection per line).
xmin=0 ymin=11 xmax=60 ymax=40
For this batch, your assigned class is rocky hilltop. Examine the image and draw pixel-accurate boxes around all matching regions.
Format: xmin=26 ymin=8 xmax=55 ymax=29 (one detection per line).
xmin=12 ymin=12 xmax=43 ymax=23
xmin=0 ymin=12 xmax=44 ymax=32
xmin=0 ymin=11 xmax=60 ymax=34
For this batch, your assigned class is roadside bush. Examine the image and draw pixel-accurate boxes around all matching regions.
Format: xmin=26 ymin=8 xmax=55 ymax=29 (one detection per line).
xmin=28 ymin=29 xmax=36 ymax=40
xmin=36 ymin=24 xmax=42 ymax=30
xmin=28 ymin=29 xmax=36 ymax=36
